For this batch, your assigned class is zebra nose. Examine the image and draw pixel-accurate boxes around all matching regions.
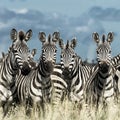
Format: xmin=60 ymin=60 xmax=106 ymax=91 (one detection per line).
xmin=62 ymin=67 xmax=70 ymax=76
xmin=64 ymin=67 xmax=70 ymax=72
xmin=44 ymin=61 xmax=54 ymax=73
xmin=21 ymin=61 xmax=31 ymax=75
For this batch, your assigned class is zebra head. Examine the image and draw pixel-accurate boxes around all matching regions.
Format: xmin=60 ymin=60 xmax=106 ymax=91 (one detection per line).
xmin=59 ymin=38 xmax=77 ymax=75
xmin=39 ymin=31 xmax=60 ymax=72
xmin=93 ymin=32 xmax=114 ymax=72
xmin=10 ymin=28 xmax=34 ymax=75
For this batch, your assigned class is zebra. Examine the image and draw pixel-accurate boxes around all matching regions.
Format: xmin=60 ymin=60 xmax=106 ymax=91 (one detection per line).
xmin=84 ymin=32 xmax=116 ymax=108
xmin=14 ymin=31 xmax=60 ymax=113
xmin=99 ymin=33 xmax=120 ymax=99
xmin=0 ymin=28 xmax=35 ymax=117
xmin=111 ymin=51 xmax=120 ymax=97
xmin=51 ymin=38 xmax=96 ymax=106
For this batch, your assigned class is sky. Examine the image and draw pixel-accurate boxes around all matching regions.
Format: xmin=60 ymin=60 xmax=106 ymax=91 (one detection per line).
xmin=0 ymin=0 xmax=120 ymax=62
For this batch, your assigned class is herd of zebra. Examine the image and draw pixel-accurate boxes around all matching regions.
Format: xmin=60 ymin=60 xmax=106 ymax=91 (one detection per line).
xmin=0 ymin=28 xmax=120 ymax=118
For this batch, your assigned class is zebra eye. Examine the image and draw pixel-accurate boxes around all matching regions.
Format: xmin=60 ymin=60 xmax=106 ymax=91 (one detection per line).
xmin=96 ymin=50 xmax=99 ymax=54
xmin=60 ymin=55 xmax=63 ymax=58
xmin=12 ymin=49 xmax=17 ymax=53
xmin=72 ymin=55 xmax=76 ymax=58
xmin=109 ymin=50 xmax=111 ymax=53
xmin=54 ymin=49 xmax=57 ymax=53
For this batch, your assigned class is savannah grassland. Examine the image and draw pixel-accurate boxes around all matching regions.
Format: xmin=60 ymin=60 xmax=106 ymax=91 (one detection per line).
xmin=0 ymin=99 xmax=120 ymax=120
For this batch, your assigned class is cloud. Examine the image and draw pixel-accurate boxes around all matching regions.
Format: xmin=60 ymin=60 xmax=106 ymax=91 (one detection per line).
xmin=12 ymin=8 xmax=28 ymax=14
xmin=0 ymin=7 xmax=119 ymax=61
xmin=89 ymin=6 xmax=120 ymax=21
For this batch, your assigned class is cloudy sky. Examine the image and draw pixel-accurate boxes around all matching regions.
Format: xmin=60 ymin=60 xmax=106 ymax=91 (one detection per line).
xmin=0 ymin=0 xmax=120 ymax=62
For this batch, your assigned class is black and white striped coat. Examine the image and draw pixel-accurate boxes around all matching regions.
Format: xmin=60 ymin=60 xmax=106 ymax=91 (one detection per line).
xmin=0 ymin=28 xmax=34 ymax=116
xmin=85 ymin=32 xmax=116 ymax=107
xmin=51 ymin=38 xmax=96 ymax=105
xmin=15 ymin=32 xmax=60 ymax=108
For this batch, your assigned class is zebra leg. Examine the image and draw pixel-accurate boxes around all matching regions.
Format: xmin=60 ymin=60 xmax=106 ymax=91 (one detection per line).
xmin=31 ymin=100 xmax=45 ymax=119
xmin=1 ymin=95 xmax=13 ymax=118
xmin=2 ymin=101 xmax=11 ymax=118
xmin=113 ymin=74 xmax=119 ymax=103
xmin=39 ymin=101 xmax=45 ymax=118
xmin=2 ymin=102 xmax=8 ymax=117
xmin=25 ymin=98 xmax=33 ymax=116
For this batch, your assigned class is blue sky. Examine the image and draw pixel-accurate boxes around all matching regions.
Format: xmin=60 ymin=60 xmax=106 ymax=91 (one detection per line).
xmin=0 ymin=0 xmax=120 ymax=62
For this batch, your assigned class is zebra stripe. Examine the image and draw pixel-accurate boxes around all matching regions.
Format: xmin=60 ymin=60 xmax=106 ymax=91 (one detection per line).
xmin=85 ymin=32 xmax=116 ymax=108
xmin=15 ymin=32 xmax=60 ymax=110
xmin=0 ymin=28 xmax=34 ymax=117
xmin=51 ymin=38 xmax=96 ymax=105
xmin=111 ymin=54 xmax=120 ymax=96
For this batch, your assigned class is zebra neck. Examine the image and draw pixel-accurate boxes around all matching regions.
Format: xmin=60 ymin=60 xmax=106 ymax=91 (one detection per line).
xmin=95 ymin=68 xmax=114 ymax=97
xmin=112 ymin=54 xmax=120 ymax=66
xmin=7 ymin=53 xmax=18 ymax=75
xmin=64 ymin=57 xmax=80 ymax=92
xmin=0 ymin=54 xmax=17 ymax=84
xmin=95 ymin=66 xmax=112 ymax=87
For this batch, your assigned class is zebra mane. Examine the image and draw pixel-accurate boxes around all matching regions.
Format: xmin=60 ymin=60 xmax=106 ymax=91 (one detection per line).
xmin=19 ymin=31 xmax=25 ymax=41
xmin=66 ymin=40 xmax=69 ymax=49
xmin=48 ymin=34 xmax=51 ymax=44
xmin=102 ymin=34 xmax=105 ymax=43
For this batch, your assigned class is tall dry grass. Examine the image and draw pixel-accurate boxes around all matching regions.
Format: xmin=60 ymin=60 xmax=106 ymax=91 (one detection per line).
xmin=0 ymin=100 xmax=120 ymax=120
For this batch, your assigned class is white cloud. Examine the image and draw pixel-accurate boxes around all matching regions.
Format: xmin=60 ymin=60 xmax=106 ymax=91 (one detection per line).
xmin=0 ymin=22 xmax=7 ymax=29
xmin=0 ymin=6 xmax=120 ymax=61
xmin=75 ymin=26 xmax=89 ymax=32
xmin=12 ymin=8 xmax=28 ymax=14
xmin=88 ymin=18 xmax=94 ymax=25
xmin=52 ymin=13 xmax=59 ymax=19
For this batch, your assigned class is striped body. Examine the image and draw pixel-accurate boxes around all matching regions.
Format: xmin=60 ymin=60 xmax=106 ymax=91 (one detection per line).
xmin=85 ymin=32 xmax=116 ymax=107
xmin=15 ymin=32 xmax=60 ymax=108
xmin=51 ymin=39 xmax=96 ymax=105
xmin=0 ymin=28 xmax=34 ymax=116
xmin=111 ymin=54 xmax=120 ymax=95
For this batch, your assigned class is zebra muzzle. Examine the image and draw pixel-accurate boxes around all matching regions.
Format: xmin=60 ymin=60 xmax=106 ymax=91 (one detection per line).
xmin=21 ymin=61 xmax=31 ymax=75
xmin=99 ymin=62 xmax=110 ymax=73
xmin=62 ymin=67 xmax=70 ymax=76
xmin=44 ymin=61 xmax=54 ymax=73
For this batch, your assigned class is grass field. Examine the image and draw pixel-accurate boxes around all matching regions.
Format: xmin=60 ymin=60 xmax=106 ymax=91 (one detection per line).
xmin=0 ymin=100 xmax=120 ymax=120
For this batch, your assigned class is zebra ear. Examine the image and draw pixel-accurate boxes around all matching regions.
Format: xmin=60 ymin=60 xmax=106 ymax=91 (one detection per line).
xmin=10 ymin=28 xmax=17 ymax=41
xmin=39 ymin=32 xmax=46 ymax=43
xmin=107 ymin=32 xmax=114 ymax=43
xmin=92 ymin=32 xmax=100 ymax=44
xmin=70 ymin=37 xmax=77 ymax=49
xmin=25 ymin=29 xmax=32 ymax=41
xmin=2 ymin=52 xmax=5 ymax=58
xmin=52 ymin=32 xmax=60 ymax=43
xmin=31 ymin=49 xmax=37 ymax=57
xmin=59 ymin=39 xmax=64 ymax=49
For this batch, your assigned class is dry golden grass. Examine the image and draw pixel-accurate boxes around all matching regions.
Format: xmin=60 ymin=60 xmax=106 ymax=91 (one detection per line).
xmin=0 ymin=100 xmax=120 ymax=120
